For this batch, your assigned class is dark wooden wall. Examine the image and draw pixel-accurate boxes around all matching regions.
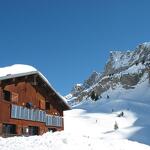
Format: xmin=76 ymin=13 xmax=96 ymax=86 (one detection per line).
xmin=0 ymin=79 xmax=64 ymax=135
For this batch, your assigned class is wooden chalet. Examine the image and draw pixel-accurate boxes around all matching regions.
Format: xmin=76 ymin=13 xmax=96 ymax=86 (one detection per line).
xmin=0 ymin=65 xmax=70 ymax=137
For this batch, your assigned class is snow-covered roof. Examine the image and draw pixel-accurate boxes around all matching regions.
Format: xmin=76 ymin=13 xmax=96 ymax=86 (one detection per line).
xmin=0 ymin=64 xmax=36 ymax=76
xmin=0 ymin=64 xmax=50 ymax=85
xmin=0 ymin=64 xmax=70 ymax=110
xmin=0 ymin=64 xmax=36 ymax=80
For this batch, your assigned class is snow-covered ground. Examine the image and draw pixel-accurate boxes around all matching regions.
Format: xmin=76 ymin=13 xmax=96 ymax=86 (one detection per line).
xmin=0 ymin=67 xmax=150 ymax=149
xmin=0 ymin=107 xmax=150 ymax=150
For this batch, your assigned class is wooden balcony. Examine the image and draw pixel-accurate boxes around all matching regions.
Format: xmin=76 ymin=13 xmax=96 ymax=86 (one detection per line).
xmin=11 ymin=104 xmax=63 ymax=127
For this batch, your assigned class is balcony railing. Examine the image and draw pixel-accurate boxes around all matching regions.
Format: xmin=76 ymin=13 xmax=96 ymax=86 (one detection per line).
xmin=11 ymin=104 xmax=63 ymax=127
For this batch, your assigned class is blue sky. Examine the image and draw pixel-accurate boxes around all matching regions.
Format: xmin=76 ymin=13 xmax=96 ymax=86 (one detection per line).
xmin=0 ymin=0 xmax=150 ymax=95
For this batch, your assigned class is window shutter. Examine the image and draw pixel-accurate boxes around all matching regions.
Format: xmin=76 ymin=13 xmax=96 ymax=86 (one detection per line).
xmin=12 ymin=92 xmax=18 ymax=103
xmin=39 ymin=99 xmax=45 ymax=110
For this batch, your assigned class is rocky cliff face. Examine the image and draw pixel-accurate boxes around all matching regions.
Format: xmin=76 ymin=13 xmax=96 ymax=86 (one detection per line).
xmin=66 ymin=42 xmax=150 ymax=106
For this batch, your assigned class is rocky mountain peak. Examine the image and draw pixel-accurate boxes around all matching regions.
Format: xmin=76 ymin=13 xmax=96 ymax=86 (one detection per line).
xmin=66 ymin=42 xmax=150 ymax=106
xmin=104 ymin=42 xmax=150 ymax=76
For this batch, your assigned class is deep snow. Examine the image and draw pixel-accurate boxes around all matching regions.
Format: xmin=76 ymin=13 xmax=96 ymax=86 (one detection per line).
xmin=0 ymin=108 xmax=150 ymax=150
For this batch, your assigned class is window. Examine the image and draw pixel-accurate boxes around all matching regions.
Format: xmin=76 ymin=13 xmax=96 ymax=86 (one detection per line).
xmin=48 ymin=128 xmax=56 ymax=132
xmin=24 ymin=107 xmax=28 ymax=119
xmin=52 ymin=116 xmax=57 ymax=126
xmin=11 ymin=104 xmax=18 ymax=118
xmin=3 ymin=90 xmax=11 ymax=101
xmin=31 ymin=109 xmax=34 ymax=121
xmin=39 ymin=110 xmax=45 ymax=122
xmin=29 ymin=126 xmax=39 ymax=135
xmin=34 ymin=109 xmax=39 ymax=121
xmin=3 ymin=124 xmax=16 ymax=135
xmin=11 ymin=104 xmax=59 ymax=125
xmin=3 ymin=90 xmax=18 ymax=103
xmin=17 ymin=106 xmax=22 ymax=119
xmin=46 ymin=115 xmax=52 ymax=126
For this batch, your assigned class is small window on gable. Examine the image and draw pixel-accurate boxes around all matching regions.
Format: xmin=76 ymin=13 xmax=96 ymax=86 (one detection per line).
xmin=3 ymin=90 xmax=11 ymax=102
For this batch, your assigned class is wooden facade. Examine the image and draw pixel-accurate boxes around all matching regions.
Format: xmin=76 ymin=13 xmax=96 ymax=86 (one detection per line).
xmin=0 ymin=71 xmax=70 ymax=137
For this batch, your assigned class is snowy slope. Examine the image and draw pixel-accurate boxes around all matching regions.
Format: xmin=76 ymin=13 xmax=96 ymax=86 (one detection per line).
xmin=74 ymin=74 xmax=150 ymax=145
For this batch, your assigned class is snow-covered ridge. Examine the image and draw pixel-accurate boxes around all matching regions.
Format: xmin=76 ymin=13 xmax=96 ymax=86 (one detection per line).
xmin=140 ymin=42 xmax=150 ymax=48
xmin=110 ymin=50 xmax=134 ymax=69
xmin=108 ymin=42 xmax=150 ymax=70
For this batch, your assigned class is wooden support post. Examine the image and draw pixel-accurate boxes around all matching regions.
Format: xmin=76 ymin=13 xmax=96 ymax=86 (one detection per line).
xmin=0 ymin=123 xmax=3 ymax=136
xmin=17 ymin=125 xmax=22 ymax=136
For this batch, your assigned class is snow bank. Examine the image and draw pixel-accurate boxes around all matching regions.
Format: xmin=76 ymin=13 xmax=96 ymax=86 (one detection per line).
xmin=0 ymin=131 xmax=150 ymax=150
